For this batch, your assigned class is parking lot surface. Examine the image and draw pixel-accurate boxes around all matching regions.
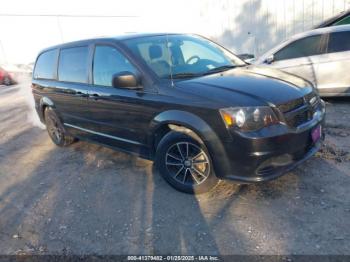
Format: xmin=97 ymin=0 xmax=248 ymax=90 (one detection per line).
xmin=0 ymin=82 xmax=349 ymax=255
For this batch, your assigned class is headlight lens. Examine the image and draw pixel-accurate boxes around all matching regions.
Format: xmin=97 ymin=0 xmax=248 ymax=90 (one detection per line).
xmin=220 ymin=106 xmax=279 ymax=131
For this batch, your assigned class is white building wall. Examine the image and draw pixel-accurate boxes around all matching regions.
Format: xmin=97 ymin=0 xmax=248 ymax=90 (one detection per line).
xmin=196 ymin=0 xmax=350 ymax=56
xmin=0 ymin=0 xmax=350 ymax=63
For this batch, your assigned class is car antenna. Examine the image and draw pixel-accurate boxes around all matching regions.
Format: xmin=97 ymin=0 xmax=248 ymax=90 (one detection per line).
xmin=166 ymin=34 xmax=174 ymax=87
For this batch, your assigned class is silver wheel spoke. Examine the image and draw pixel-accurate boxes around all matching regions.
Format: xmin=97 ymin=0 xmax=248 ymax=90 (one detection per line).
xmin=186 ymin=142 xmax=189 ymax=158
xmin=166 ymin=153 xmax=182 ymax=162
xmin=174 ymin=166 xmax=184 ymax=178
xmin=182 ymin=168 xmax=189 ymax=183
xmin=189 ymin=168 xmax=201 ymax=184
xmin=166 ymin=162 xmax=183 ymax=166
xmin=193 ymin=159 xmax=209 ymax=164
xmin=176 ymin=143 xmax=185 ymax=160
xmin=192 ymin=166 xmax=207 ymax=178
xmin=192 ymin=151 xmax=204 ymax=161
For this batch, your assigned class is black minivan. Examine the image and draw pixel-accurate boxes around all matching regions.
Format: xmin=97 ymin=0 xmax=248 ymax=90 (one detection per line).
xmin=32 ymin=33 xmax=325 ymax=193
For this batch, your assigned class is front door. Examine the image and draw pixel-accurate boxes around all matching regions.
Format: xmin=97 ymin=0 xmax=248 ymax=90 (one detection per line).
xmin=270 ymin=56 xmax=316 ymax=86
xmin=266 ymin=33 xmax=327 ymax=89
xmin=87 ymin=44 xmax=157 ymax=155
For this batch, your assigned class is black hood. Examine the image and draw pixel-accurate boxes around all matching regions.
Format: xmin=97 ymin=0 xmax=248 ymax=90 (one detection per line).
xmin=175 ymin=65 xmax=313 ymax=107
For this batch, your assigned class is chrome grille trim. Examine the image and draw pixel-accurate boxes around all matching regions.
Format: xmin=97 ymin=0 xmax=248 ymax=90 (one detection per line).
xmin=277 ymin=97 xmax=304 ymax=113
xmin=277 ymin=91 xmax=319 ymax=128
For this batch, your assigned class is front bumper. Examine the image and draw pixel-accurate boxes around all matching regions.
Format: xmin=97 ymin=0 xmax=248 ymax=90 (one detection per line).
xmin=213 ymin=102 xmax=325 ymax=183
xmin=222 ymin=135 xmax=323 ymax=183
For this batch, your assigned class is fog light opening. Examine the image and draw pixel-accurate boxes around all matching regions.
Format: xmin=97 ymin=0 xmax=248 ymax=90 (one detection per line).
xmin=257 ymin=154 xmax=293 ymax=176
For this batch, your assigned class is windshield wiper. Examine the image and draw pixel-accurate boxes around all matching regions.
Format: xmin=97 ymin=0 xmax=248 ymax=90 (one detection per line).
xmin=203 ymin=65 xmax=236 ymax=75
xmin=168 ymin=72 xmax=202 ymax=79
xmin=166 ymin=65 xmax=237 ymax=79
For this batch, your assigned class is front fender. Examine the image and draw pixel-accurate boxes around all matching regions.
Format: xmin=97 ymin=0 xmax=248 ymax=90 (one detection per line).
xmin=148 ymin=110 xmax=231 ymax=178
xmin=149 ymin=110 xmax=218 ymax=142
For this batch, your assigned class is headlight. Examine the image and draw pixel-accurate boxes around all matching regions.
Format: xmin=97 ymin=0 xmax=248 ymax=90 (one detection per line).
xmin=219 ymin=106 xmax=279 ymax=131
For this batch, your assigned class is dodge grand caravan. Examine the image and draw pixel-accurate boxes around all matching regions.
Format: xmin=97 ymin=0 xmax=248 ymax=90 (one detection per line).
xmin=32 ymin=33 xmax=325 ymax=193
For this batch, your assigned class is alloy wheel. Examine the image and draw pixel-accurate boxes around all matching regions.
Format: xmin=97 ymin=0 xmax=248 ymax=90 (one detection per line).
xmin=3 ymin=77 xmax=10 ymax=86
xmin=165 ymin=142 xmax=210 ymax=185
xmin=47 ymin=115 xmax=63 ymax=144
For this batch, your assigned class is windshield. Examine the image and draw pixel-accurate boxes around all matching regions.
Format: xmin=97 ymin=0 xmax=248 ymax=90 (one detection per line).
xmin=123 ymin=34 xmax=246 ymax=79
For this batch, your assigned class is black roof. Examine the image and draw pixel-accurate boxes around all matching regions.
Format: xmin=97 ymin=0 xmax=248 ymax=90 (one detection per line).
xmin=39 ymin=33 xmax=182 ymax=54
xmin=314 ymin=9 xmax=350 ymax=28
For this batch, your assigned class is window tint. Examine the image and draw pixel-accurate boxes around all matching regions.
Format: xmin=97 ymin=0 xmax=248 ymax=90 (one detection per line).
xmin=274 ymin=35 xmax=323 ymax=61
xmin=58 ymin=46 xmax=89 ymax=83
xmin=34 ymin=49 xmax=58 ymax=79
xmin=93 ymin=46 xmax=136 ymax=86
xmin=334 ymin=15 xmax=350 ymax=26
xmin=327 ymin=31 xmax=350 ymax=53
xmin=127 ymin=39 xmax=171 ymax=78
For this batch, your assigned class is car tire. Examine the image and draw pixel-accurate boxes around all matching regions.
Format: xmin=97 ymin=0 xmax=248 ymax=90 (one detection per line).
xmin=3 ymin=76 xmax=11 ymax=86
xmin=155 ymin=131 xmax=219 ymax=194
xmin=44 ymin=107 xmax=76 ymax=147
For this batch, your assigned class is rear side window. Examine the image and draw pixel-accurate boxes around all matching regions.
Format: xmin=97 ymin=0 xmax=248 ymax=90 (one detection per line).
xmin=34 ymin=49 xmax=58 ymax=79
xmin=93 ymin=45 xmax=136 ymax=86
xmin=274 ymin=35 xmax=324 ymax=61
xmin=327 ymin=31 xmax=350 ymax=53
xmin=58 ymin=46 xmax=89 ymax=83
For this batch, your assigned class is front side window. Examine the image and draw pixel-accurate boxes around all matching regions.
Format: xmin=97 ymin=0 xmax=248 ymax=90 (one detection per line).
xmin=123 ymin=35 xmax=245 ymax=79
xmin=179 ymin=40 xmax=229 ymax=66
xmin=274 ymin=35 xmax=324 ymax=61
xmin=58 ymin=46 xmax=89 ymax=83
xmin=327 ymin=31 xmax=350 ymax=53
xmin=34 ymin=49 xmax=58 ymax=79
xmin=93 ymin=46 xmax=136 ymax=86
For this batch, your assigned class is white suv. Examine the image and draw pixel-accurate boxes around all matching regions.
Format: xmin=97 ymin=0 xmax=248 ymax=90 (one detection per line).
xmin=256 ymin=25 xmax=350 ymax=97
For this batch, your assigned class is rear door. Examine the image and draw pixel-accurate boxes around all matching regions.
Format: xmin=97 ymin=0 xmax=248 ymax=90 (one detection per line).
xmin=267 ymin=34 xmax=326 ymax=87
xmin=313 ymin=31 xmax=350 ymax=95
xmin=54 ymin=45 xmax=93 ymax=136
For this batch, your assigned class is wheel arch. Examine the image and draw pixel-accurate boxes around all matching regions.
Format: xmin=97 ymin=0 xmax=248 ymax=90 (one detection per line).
xmin=148 ymin=110 xmax=230 ymax=178
xmin=149 ymin=110 xmax=213 ymax=149
xmin=39 ymin=96 xmax=56 ymax=123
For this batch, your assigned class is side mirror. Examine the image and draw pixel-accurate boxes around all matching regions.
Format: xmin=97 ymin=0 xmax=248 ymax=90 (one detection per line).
xmin=237 ymin=53 xmax=255 ymax=60
xmin=112 ymin=71 xmax=141 ymax=89
xmin=265 ymin=55 xmax=274 ymax=64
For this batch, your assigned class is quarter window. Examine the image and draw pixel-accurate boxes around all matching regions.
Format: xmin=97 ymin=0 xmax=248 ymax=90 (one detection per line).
xmin=93 ymin=46 xmax=136 ymax=87
xmin=274 ymin=35 xmax=324 ymax=61
xmin=333 ymin=15 xmax=350 ymax=26
xmin=327 ymin=31 xmax=350 ymax=53
xmin=58 ymin=46 xmax=89 ymax=83
xmin=34 ymin=49 xmax=58 ymax=79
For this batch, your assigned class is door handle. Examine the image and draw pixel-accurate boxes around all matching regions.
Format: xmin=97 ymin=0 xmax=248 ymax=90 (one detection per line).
xmin=89 ymin=93 xmax=100 ymax=100
xmin=76 ymin=91 xmax=89 ymax=97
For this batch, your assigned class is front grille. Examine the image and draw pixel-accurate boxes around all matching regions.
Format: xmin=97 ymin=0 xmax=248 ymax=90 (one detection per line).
xmin=286 ymin=109 xmax=311 ymax=127
xmin=304 ymin=92 xmax=315 ymax=103
xmin=278 ymin=91 xmax=319 ymax=128
xmin=257 ymin=166 xmax=275 ymax=176
xmin=277 ymin=97 xmax=304 ymax=113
